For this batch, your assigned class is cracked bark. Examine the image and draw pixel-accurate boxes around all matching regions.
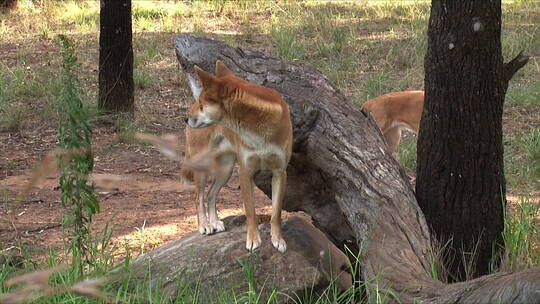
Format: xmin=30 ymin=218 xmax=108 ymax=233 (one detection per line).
xmin=174 ymin=34 xmax=539 ymax=303
xmin=417 ymin=0 xmax=530 ymax=279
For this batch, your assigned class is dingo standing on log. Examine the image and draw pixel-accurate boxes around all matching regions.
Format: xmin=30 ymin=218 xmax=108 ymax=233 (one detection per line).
xmin=181 ymin=61 xmax=293 ymax=253
xmin=361 ymin=91 xmax=424 ymax=157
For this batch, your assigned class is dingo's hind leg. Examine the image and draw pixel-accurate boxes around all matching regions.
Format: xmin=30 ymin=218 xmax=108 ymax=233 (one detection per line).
xmin=206 ymin=154 xmax=235 ymax=233
xmin=271 ymin=170 xmax=287 ymax=253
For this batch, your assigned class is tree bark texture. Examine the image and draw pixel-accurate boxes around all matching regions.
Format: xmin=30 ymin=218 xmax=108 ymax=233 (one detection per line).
xmin=98 ymin=0 xmax=134 ymax=114
xmin=418 ymin=1 xmax=529 ymax=279
xmin=174 ymin=34 xmax=539 ymax=303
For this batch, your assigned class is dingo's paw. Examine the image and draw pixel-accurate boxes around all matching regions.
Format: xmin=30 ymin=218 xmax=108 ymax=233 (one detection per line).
xmin=272 ymin=237 xmax=287 ymax=253
xmin=198 ymin=222 xmax=214 ymax=235
xmin=211 ymin=220 xmax=225 ymax=233
xmin=246 ymin=232 xmax=261 ymax=251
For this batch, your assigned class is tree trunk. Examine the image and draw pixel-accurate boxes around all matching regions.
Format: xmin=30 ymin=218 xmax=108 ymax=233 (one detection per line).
xmin=98 ymin=0 xmax=134 ymax=114
xmin=174 ymin=34 xmax=539 ymax=303
xmin=0 ymin=0 xmax=18 ymax=10
xmin=417 ymin=0 xmax=529 ymax=279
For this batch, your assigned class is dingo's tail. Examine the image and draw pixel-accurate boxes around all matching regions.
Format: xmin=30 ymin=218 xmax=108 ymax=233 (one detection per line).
xmin=180 ymin=165 xmax=194 ymax=182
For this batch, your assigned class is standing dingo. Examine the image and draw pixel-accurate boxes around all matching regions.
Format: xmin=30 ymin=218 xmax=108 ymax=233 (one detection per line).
xmin=181 ymin=61 xmax=293 ymax=253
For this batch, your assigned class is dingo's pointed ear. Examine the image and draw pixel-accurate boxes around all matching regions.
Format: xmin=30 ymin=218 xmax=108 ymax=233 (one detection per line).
xmin=215 ymin=60 xmax=233 ymax=77
xmin=195 ymin=65 xmax=221 ymax=99
xmin=195 ymin=65 xmax=217 ymax=89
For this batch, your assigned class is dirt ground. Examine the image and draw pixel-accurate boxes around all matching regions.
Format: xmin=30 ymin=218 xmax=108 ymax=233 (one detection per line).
xmin=0 ymin=30 xmax=537 ymax=263
xmin=1 ymin=123 xmax=289 ymax=261
xmin=0 ymin=32 xmax=290 ymax=262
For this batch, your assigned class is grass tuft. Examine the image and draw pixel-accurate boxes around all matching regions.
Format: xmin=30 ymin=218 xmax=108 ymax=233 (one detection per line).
xmin=523 ymin=128 xmax=540 ymax=179
xmin=507 ymin=79 xmax=540 ymax=106
xmin=501 ymin=196 xmax=540 ymax=271
xmin=505 ymin=128 xmax=540 ymax=193
xmin=361 ymin=72 xmax=393 ymax=101
xmin=270 ymin=26 xmax=305 ymax=61
xmin=115 ymin=114 xmax=144 ymax=144
xmin=398 ymin=136 xmax=417 ymax=174
xmin=134 ymin=68 xmax=154 ymax=90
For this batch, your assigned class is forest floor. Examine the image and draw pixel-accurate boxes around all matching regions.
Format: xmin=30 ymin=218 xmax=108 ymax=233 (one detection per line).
xmin=0 ymin=30 xmax=289 ymax=261
xmin=1 ymin=1 xmax=538 ymax=265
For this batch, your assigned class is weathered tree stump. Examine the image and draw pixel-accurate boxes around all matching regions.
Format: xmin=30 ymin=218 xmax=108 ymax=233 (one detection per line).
xmin=174 ymin=34 xmax=540 ymax=303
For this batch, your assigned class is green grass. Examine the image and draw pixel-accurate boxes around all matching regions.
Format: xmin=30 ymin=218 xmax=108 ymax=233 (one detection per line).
xmin=133 ymin=6 xmax=168 ymax=21
xmin=115 ymin=114 xmax=145 ymax=144
xmin=1 ymin=0 xmax=535 ymax=128
xmin=133 ymin=68 xmax=155 ymax=90
xmin=0 ymin=64 xmax=41 ymax=131
xmin=270 ymin=26 xmax=305 ymax=61
xmin=424 ymin=194 xmax=540 ymax=282
xmin=132 ymin=35 xmax=161 ymax=91
xmin=398 ymin=136 xmax=417 ymax=174
xmin=507 ymin=79 xmax=540 ymax=106
xmin=1 ymin=242 xmax=407 ymax=304
xmin=502 ymin=1 xmax=540 ymax=61
xmin=264 ymin=1 xmax=430 ymax=102
xmin=0 ymin=58 xmax=81 ymax=130
xmin=360 ymin=72 xmax=394 ymax=102
xmin=505 ymin=128 xmax=540 ymax=193
xmin=57 ymin=1 xmax=99 ymax=33
xmin=523 ymin=128 xmax=540 ymax=179
xmin=501 ymin=196 xmax=540 ymax=271
xmin=0 ymin=64 xmax=45 ymax=98
xmin=134 ymin=37 xmax=160 ymax=66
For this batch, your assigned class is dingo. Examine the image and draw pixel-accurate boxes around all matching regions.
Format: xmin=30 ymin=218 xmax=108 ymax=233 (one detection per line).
xmin=361 ymin=91 xmax=424 ymax=157
xmin=181 ymin=61 xmax=293 ymax=253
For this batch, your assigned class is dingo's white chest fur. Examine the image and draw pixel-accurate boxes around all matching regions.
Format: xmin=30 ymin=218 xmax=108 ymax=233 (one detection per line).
xmin=238 ymin=129 xmax=286 ymax=171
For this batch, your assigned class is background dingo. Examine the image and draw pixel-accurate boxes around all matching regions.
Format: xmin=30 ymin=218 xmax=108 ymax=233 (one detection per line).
xmin=361 ymin=91 xmax=424 ymax=158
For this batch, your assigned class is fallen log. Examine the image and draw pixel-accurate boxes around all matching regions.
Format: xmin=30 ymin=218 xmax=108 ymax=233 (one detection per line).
xmin=127 ymin=216 xmax=352 ymax=302
xmin=174 ymin=34 xmax=540 ymax=303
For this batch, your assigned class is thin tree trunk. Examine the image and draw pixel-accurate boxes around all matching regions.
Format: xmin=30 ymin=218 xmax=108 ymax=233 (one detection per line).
xmin=174 ymin=34 xmax=539 ymax=303
xmin=98 ymin=0 xmax=134 ymax=114
xmin=417 ymin=0 xmax=529 ymax=279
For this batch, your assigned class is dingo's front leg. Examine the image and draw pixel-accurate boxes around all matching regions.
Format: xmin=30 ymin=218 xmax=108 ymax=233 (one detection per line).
xmin=271 ymin=170 xmax=287 ymax=253
xmin=239 ymin=165 xmax=261 ymax=251
xmin=194 ymin=173 xmax=212 ymax=235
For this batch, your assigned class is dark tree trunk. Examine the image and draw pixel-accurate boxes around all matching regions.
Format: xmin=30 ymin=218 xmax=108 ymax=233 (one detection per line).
xmin=0 ymin=0 xmax=18 ymax=10
xmin=174 ymin=34 xmax=539 ymax=303
xmin=98 ymin=0 xmax=134 ymax=114
xmin=417 ymin=1 xmax=529 ymax=280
